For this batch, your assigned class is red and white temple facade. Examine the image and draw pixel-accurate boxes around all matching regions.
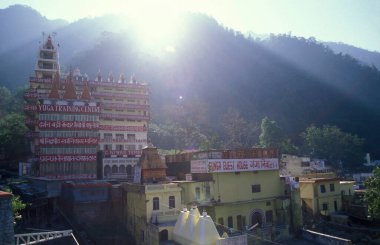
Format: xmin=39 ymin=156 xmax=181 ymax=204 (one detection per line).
xmin=24 ymin=34 xmax=149 ymax=181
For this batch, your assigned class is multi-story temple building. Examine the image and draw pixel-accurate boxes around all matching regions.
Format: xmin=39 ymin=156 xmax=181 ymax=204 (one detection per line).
xmin=24 ymin=34 xmax=149 ymax=181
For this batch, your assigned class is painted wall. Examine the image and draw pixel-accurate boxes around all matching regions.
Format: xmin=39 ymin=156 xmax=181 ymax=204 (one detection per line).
xmin=213 ymin=171 xmax=282 ymax=203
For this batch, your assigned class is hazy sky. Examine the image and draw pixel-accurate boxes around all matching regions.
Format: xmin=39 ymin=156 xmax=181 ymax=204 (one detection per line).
xmin=1 ymin=0 xmax=380 ymax=52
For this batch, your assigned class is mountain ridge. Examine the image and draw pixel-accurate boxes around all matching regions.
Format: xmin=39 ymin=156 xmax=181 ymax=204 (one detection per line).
xmin=1 ymin=5 xmax=380 ymax=158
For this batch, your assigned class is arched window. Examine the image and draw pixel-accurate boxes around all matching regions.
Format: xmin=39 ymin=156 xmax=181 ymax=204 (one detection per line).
xmin=119 ymin=165 xmax=126 ymax=173
xmin=169 ymin=196 xmax=175 ymax=209
xmin=112 ymin=165 xmax=118 ymax=173
xmin=153 ymin=197 xmax=159 ymax=210
xmin=126 ymin=165 xmax=133 ymax=175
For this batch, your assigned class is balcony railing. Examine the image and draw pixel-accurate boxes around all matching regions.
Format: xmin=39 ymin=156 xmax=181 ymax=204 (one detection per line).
xmin=99 ymin=125 xmax=147 ymax=132
xmin=100 ymin=113 xmax=149 ymax=120
xmin=104 ymin=150 xmax=142 ymax=156
xmin=100 ymin=138 xmax=147 ymax=143
xmin=93 ymin=91 xmax=148 ymax=100
xmin=101 ymin=102 xmax=149 ymax=110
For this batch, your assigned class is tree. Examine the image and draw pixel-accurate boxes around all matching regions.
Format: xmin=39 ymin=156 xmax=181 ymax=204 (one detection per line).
xmin=222 ymin=108 xmax=258 ymax=149
xmin=301 ymin=125 xmax=364 ymax=169
xmin=0 ymin=86 xmax=12 ymax=117
xmin=5 ymin=188 xmax=27 ymax=222
xmin=259 ymin=117 xmax=283 ymax=148
xmin=365 ymin=167 xmax=380 ymax=219
xmin=0 ymin=113 xmax=30 ymax=161
xmin=259 ymin=117 xmax=298 ymax=154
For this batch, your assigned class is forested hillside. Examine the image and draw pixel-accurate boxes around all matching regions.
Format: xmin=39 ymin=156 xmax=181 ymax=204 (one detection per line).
xmin=1 ymin=5 xmax=379 ymax=159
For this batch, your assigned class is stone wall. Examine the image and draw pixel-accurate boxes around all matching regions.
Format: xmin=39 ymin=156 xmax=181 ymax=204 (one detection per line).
xmin=0 ymin=191 xmax=14 ymax=245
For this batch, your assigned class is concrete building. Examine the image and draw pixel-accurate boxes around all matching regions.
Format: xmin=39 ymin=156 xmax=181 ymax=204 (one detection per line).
xmin=280 ymin=154 xmax=330 ymax=176
xmin=122 ymin=146 xmax=181 ymax=245
xmin=167 ymin=149 xmax=292 ymax=242
xmin=23 ymin=34 xmax=150 ymax=182
xmin=299 ymin=177 xmax=355 ymax=220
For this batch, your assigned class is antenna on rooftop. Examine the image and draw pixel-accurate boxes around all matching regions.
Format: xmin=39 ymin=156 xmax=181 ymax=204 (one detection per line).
xmin=42 ymin=32 xmax=45 ymax=45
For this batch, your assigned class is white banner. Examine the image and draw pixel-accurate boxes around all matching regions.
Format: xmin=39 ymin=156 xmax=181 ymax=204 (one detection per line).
xmin=191 ymin=158 xmax=279 ymax=173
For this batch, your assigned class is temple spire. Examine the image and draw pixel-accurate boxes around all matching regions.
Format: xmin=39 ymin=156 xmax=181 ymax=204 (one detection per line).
xmin=63 ymin=71 xmax=77 ymax=100
xmin=81 ymin=81 xmax=91 ymax=101
xmin=48 ymin=71 xmax=60 ymax=99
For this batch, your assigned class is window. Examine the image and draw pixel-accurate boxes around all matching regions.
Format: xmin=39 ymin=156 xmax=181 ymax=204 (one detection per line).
xmin=116 ymin=134 xmax=124 ymax=140
xmin=169 ymin=196 xmax=175 ymax=209
xmin=227 ymin=216 xmax=233 ymax=228
xmin=153 ymin=197 xmax=159 ymax=210
xmin=330 ymin=183 xmax=335 ymax=192
xmin=320 ymin=184 xmax=326 ymax=193
xmin=322 ymin=203 xmax=328 ymax=211
xmin=127 ymin=134 xmax=136 ymax=141
xmin=218 ymin=217 xmax=224 ymax=226
xmin=195 ymin=187 xmax=200 ymax=200
xmin=301 ymin=161 xmax=310 ymax=167
xmin=265 ymin=210 xmax=273 ymax=223
xmin=237 ymin=215 xmax=243 ymax=230
xmin=104 ymin=133 xmax=112 ymax=140
xmin=116 ymin=145 xmax=123 ymax=150
xmin=252 ymin=184 xmax=261 ymax=193
xmin=334 ymin=200 xmax=338 ymax=211
xmin=205 ymin=186 xmax=211 ymax=199
xmin=266 ymin=201 xmax=271 ymax=206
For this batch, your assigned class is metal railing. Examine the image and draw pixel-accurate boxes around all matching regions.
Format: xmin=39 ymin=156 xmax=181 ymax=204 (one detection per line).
xmin=14 ymin=230 xmax=76 ymax=245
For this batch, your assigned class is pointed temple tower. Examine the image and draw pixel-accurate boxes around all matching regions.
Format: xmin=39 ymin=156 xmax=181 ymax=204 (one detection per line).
xmin=23 ymin=33 xmax=150 ymax=182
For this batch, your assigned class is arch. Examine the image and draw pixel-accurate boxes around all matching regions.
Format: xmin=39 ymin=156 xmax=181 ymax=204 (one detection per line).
xmin=126 ymin=165 xmax=133 ymax=175
xmin=159 ymin=229 xmax=168 ymax=241
xmin=119 ymin=165 xmax=126 ymax=173
xmin=250 ymin=209 xmax=265 ymax=227
xmin=104 ymin=165 xmax=111 ymax=178
xmin=112 ymin=165 xmax=118 ymax=173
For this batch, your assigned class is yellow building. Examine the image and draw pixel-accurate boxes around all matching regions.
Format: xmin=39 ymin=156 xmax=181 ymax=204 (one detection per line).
xmin=123 ymin=182 xmax=182 ymax=245
xmin=169 ymin=150 xmax=292 ymax=242
xmin=299 ymin=178 xmax=355 ymax=219
xmin=122 ymin=147 xmax=180 ymax=245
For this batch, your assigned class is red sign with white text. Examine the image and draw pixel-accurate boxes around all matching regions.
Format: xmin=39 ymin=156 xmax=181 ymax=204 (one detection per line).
xmin=38 ymin=121 xmax=99 ymax=130
xmin=191 ymin=158 xmax=279 ymax=173
xmin=39 ymin=137 xmax=99 ymax=145
xmin=39 ymin=154 xmax=97 ymax=163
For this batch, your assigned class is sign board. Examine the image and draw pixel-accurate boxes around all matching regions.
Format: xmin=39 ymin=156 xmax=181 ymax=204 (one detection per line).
xmin=191 ymin=158 xmax=279 ymax=173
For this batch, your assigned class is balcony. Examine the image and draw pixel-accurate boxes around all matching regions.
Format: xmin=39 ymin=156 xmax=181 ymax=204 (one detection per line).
xmin=93 ymin=91 xmax=148 ymax=100
xmin=100 ymin=138 xmax=147 ymax=143
xmin=88 ymin=80 xmax=148 ymax=89
xmin=103 ymin=150 xmax=142 ymax=157
xmin=100 ymin=113 xmax=149 ymax=121
xmin=99 ymin=125 xmax=147 ymax=132
xmin=101 ymin=102 xmax=149 ymax=110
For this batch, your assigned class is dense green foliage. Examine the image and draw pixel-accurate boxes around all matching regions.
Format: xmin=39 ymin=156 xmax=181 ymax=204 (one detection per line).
xmin=301 ymin=125 xmax=364 ymax=169
xmin=365 ymin=167 xmax=380 ymax=219
xmin=0 ymin=86 xmax=30 ymax=162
